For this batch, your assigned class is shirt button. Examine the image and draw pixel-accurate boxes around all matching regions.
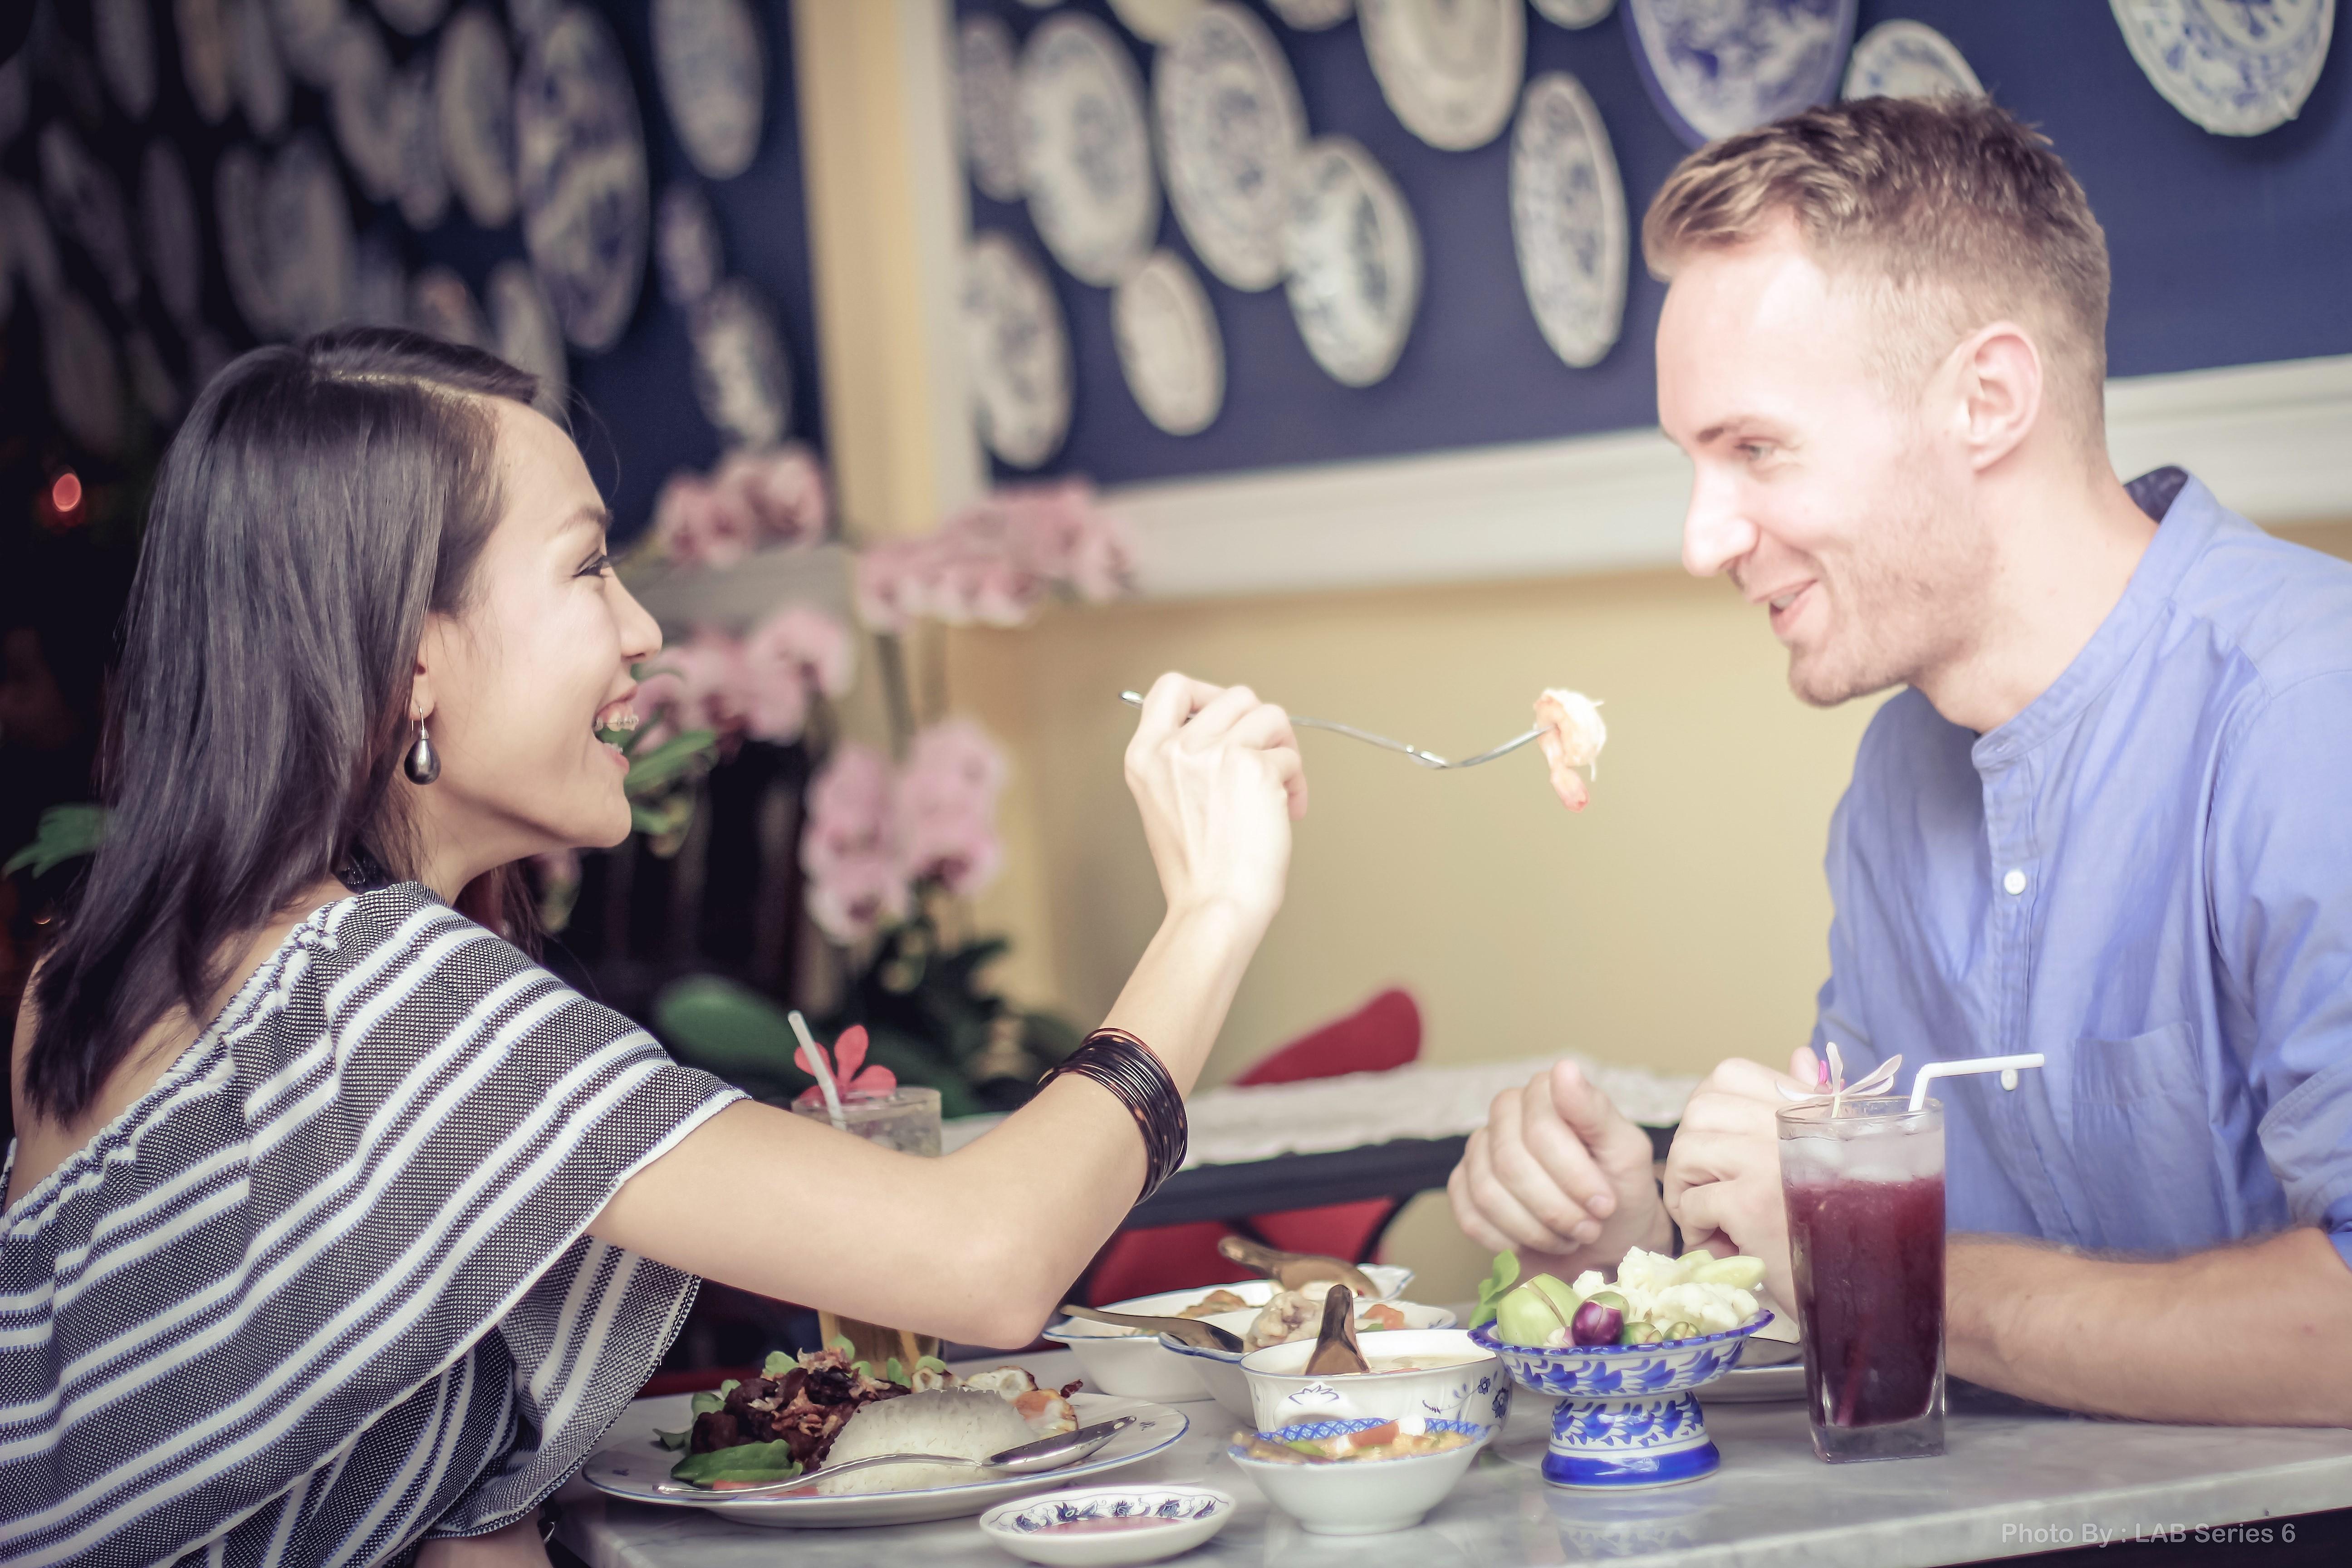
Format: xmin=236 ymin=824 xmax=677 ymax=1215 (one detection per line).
xmin=2003 ymin=869 xmax=2028 ymax=896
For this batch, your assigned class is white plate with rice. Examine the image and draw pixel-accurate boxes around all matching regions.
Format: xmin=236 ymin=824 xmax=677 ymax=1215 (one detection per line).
xmin=582 ymin=1391 xmax=1192 ymax=1528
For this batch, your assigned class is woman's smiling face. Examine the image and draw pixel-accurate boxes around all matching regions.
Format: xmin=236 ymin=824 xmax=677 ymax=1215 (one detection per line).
xmin=408 ymin=397 xmax=662 ymax=883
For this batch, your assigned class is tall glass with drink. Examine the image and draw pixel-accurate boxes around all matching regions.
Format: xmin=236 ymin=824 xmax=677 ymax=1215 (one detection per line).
xmin=1776 ymin=1096 xmax=1945 ymax=1462
xmin=791 ymin=1085 xmax=945 ymax=1370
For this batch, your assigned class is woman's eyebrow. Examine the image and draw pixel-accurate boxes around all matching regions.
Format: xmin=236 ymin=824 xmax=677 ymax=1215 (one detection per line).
xmin=561 ymin=504 xmax=615 ymax=537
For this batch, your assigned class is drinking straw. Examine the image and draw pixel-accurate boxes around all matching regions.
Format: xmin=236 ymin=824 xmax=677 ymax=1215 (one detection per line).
xmin=788 ymin=1009 xmax=850 ymax=1131
xmin=1908 ymin=1054 xmax=2045 ymax=1112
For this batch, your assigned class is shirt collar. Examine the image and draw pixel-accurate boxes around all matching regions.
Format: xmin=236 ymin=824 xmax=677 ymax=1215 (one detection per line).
xmin=1970 ymin=467 xmax=2219 ymax=770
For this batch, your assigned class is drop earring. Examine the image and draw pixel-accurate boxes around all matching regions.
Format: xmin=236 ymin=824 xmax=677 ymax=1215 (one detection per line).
xmin=404 ymin=721 xmax=440 ymax=785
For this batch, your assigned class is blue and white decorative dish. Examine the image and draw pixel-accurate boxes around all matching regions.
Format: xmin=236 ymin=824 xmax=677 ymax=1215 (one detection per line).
xmin=392 ymin=57 xmax=450 ymax=229
xmin=1509 ymin=71 xmax=1627 ymax=371
xmin=1281 ymin=135 xmax=1422 ymax=388
xmin=656 ymin=180 xmax=724 ymax=308
xmin=1113 ymin=249 xmax=1225 ymax=436
xmin=437 ymin=6 xmax=517 ymax=229
xmin=1240 ymin=1327 xmax=1505 ymax=1432
xmin=515 ymin=4 xmax=650 ymax=353
xmin=978 ymin=1486 xmax=1235 ymax=1567
xmin=329 ymin=21 xmax=402 ymax=204
xmin=2109 ymin=0 xmax=2333 ymax=137
xmin=1358 ymin=0 xmax=1524 ymax=152
xmin=1269 ymin=0 xmax=1355 ymax=29
xmin=653 ymin=0 xmax=765 ymax=181
xmin=96 ymin=0 xmax=158 ymax=121
xmin=39 ymin=122 xmax=139 ymax=306
xmin=139 ymin=141 xmax=203 ymax=328
xmin=1625 ymin=0 xmax=1857 ymax=148
xmin=175 ymin=0 xmax=235 ymax=125
xmin=690 ymin=277 xmax=794 ymax=450
xmin=1109 ymin=0 xmax=1210 ymax=47
xmin=350 ymin=230 xmax=410 ymax=328
xmin=1842 ymin=18 xmax=1982 ymax=103
xmin=1226 ymin=1418 xmax=1494 ymax=1536
xmin=1157 ymin=1298 xmax=1457 ymax=1421
xmin=233 ymin=0 xmax=293 ymax=140
xmin=961 ymin=230 xmax=1073 ymax=468
xmin=268 ymin=0 xmax=348 ymax=88
xmin=1533 ymin=0 xmax=1615 ymax=27
xmin=1019 ymin=13 xmax=1159 ymax=286
xmin=1154 ymin=1 xmax=1305 ymax=292
xmin=44 ymin=289 xmax=126 ymax=458
xmin=488 ymin=258 xmax=569 ymax=412
xmin=376 ymin=0 xmax=451 ymax=37
xmin=1471 ymin=1311 xmax=1774 ymax=1489
xmin=958 ymin=14 xmax=1027 ymax=203
xmin=214 ymin=145 xmax=275 ymax=336
xmin=268 ymin=134 xmax=357 ymax=338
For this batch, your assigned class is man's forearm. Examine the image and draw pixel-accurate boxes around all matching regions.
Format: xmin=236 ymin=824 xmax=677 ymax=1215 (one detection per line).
xmin=1948 ymin=1227 xmax=2352 ymax=1425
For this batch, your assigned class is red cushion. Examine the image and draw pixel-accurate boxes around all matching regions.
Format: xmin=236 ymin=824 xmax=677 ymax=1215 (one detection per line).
xmin=1234 ymin=989 xmax=1420 ymax=1085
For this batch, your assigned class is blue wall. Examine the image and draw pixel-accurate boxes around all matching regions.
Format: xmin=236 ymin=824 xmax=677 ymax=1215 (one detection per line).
xmin=958 ymin=0 xmax=2352 ymax=490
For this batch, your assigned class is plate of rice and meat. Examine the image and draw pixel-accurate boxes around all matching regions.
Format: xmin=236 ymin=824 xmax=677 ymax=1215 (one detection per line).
xmin=582 ymin=1347 xmax=1191 ymax=1527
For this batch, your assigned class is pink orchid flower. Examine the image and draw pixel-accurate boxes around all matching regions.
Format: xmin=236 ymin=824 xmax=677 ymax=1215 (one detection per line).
xmin=793 ymin=1023 xmax=898 ymax=1107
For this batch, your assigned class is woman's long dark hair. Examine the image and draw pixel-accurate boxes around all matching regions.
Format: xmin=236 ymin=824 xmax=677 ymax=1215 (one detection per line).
xmin=23 ymin=328 xmax=544 ymax=1124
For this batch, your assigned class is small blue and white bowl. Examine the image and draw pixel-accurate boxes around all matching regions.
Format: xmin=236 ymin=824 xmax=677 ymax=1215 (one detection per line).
xmin=1471 ymin=1312 xmax=1773 ymax=1490
xmin=978 ymin=1486 xmax=1235 ymax=1566
xmin=1227 ymin=1418 xmax=1493 ymax=1536
xmin=1158 ymin=1300 xmax=1458 ymax=1423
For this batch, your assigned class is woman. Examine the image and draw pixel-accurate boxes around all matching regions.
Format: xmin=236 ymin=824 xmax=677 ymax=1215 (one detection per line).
xmin=1 ymin=330 xmax=1305 ymax=1567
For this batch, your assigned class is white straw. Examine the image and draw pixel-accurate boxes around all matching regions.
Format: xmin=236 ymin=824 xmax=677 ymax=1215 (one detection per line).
xmin=1909 ymin=1054 xmax=2046 ymax=1112
xmin=788 ymin=1009 xmax=850 ymax=1131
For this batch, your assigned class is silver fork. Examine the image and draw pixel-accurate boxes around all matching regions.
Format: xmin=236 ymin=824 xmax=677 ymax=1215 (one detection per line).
xmin=1117 ymin=691 xmax=1542 ymax=771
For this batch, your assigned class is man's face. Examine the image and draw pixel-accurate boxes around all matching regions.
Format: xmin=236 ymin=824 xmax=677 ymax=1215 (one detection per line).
xmin=1656 ymin=224 xmax=1989 ymax=708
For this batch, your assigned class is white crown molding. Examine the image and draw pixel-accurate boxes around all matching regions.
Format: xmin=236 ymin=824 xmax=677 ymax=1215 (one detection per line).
xmin=1107 ymin=353 xmax=2352 ymax=601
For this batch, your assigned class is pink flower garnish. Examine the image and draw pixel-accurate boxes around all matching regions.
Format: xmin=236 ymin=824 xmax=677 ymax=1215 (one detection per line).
xmin=794 ymin=1023 xmax=897 ymax=1101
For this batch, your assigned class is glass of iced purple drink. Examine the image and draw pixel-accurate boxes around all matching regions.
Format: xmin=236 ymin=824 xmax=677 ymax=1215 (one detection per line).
xmin=1776 ymin=1097 xmax=1945 ymax=1463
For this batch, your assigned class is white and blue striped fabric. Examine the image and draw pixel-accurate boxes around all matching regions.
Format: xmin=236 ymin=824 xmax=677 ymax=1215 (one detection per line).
xmin=1 ymin=883 xmax=745 ymax=1566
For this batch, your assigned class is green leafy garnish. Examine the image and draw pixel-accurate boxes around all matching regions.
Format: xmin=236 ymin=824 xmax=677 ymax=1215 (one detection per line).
xmin=884 ymin=1357 xmax=905 ymax=1385
xmin=655 ymin=1427 xmax=690 ymax=1451
xmin=668 ymin=1441 xmax=803 ymax=1489
xmin=1474 ymin=1252 xmax=1520 ymax=1328
xmin=916 ymin=1356 xmax=948 ymax=1375
xmin=689 ymin=1378 xmax=742 ymax=1417
xmin=829 ymin=1335 xmax=855 ymax=1355
xmin=764 ymin=1350 xmax=796 ymax=1377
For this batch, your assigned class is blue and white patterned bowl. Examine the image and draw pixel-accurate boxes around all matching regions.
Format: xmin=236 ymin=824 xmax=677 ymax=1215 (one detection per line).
xmin=1226 ymin=1418 xmax=1494 ymax=1536
xmin=978 ymin=1485 xmax=1235 ymax=1566
xmin=1471 ymin=1312 xmax=1772 ymax=1489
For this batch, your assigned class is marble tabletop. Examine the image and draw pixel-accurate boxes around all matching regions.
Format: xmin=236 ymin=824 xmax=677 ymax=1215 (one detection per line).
xmin=552 ymin=1345 xmax=2352 ymax=1568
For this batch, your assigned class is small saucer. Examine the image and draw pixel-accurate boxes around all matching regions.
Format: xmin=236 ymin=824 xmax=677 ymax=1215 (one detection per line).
xmin=979 ymin=1486 xmax=1235 ymax=1566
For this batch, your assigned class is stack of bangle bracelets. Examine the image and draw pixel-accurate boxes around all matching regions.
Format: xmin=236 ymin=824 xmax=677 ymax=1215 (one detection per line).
xmin=1039 ymin=1027 xmax=1188 ymax=1203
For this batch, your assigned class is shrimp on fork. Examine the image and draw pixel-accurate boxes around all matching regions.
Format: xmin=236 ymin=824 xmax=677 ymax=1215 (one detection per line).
xmin=1533 ymin=689 xmax=1607 ymax=812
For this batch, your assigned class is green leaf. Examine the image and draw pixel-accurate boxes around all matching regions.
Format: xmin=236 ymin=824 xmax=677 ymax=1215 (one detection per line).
xmin=622 ymin=728 xmax=720 ymax=795
xmin=668 ymin=1441 xmax=803 ymax=1489
xmin=916 ymin=1356 xmax=948 ymax=1375
xmin=691 ymin=1390 xmax=725 ymax=1417
xmin=763 ymin=1350 xmax=796 ymax=1378
xmin=654 ymin=976 xmax=812 ymax=1084
xmin=5 ymin=804 xmax=109 ymax=878
xmin=884 ymin=1357 xmax=904 ymax=1386
xmin=655 ymin=1427 xmax=690 ymax=1451
xmin=1474 ymin=1252 xmax=1521 ymax=1328
xmin=829 ymin=1335 xmax=854 ymax=1356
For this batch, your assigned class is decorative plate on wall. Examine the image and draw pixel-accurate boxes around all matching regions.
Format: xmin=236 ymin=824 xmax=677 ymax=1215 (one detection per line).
xmin=490 ymin=257 xmax=570 ymax=412
xmin=96 ymin=0 xmax=159 ymax=121
xmin=657 ymin=180 xmax=723 ymax=307
xmin=1019 ymin=13 xmax=1159 ymax=287
xmin=1510 ymin=72 xmax=1626 ymax=370
xmin=1 ymin=179 xmax=61 ymax=308
xmin=1156 ymin=2 xmax=1305 ymax=292
xmin=1358 ymin=0 xmax=1525 ymax=152
xmin=140 ymin=140 xmax=204 ymax=327
xmin=2109 ymin=0 xmax=2333 ymax=136
xmin=654 ymin=0 xmax=765 ymax=181
xmin=1269 ymin=0 xmax=1354 ymax=29
xmin=691 ymin=276 xmax=794 ymax=449
xmin=232 ymin=0 xmax=292 ymax=140
xmin=176 ymin=0 xmax=236 ymax=125
xmin=439 ymin=7 xmax=517 ymax=228
xmin=515 ymin=3 xmax=650 ymax=352
xmin=1281 ymin=135 xmax=1421 ymax=387
xmin=962 ymin=230 xmax=1073 ymax=468
xmin=266 ymin=133 xmax=356 ymax=337
xmin=392 ymin=57 xmax=451 ymax=228
xmin=1110 ymin=0 xmax=1210 ymax=45
xmin=411 ymin=262 xmax=490 ymax=346
xmin=127 ymin=328 xmax=183 ymax=424
xmin=330 ymin=21 xmax=404 ymax=203
xmin=351 ymin=229 xmax=409 ymax=324
xmin=1842 ymin=19 xmax=1982 ymax=101
xmin=1532 ymin=0 xmax=1615 ymax=27
xmin=1114 ymin=248 xmax=1225 ymax=435
xmin=269 ymin=0 xmax=349 ymax=88
xmin=39 ymin=122 xmax=140 ymax=306
xmin=45 ymin=289 xmax=127 ymax=457
xmin=377 ymin=0 xmax=451 ymax=35
xmin=216 ymin=143 xmax=278 ymax=335
xmin=958 ymin=14 xmax=1026 ymax=203
xmin=1624 ymin=0 xmax=1857 ymax=148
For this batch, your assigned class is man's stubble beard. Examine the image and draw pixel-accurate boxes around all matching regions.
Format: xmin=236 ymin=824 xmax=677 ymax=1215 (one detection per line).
xmin=1784 ymin=470 xmax=1992 ymax=710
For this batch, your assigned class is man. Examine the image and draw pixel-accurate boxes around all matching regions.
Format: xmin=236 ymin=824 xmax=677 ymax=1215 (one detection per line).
xmin=1449 ymin=96 xmax=2352 ymax=1425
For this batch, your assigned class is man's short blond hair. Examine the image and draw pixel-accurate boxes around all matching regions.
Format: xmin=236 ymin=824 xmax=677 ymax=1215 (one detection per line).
xmin=1644 ymin=96 xmax=2111 ymax=440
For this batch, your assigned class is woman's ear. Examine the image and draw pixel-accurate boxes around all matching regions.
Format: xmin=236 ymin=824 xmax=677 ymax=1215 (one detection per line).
xmin=410 ymin=616 xmax=449 ymax=723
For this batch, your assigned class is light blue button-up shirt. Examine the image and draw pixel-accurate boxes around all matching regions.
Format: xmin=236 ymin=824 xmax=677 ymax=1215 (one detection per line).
xmin=1814 ymin=469 xmax=2352 ymax=1270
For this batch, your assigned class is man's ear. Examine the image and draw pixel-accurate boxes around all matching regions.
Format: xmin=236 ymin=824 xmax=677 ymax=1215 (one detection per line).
xmin=1952 ymin=320 xmax=2043 ymax=473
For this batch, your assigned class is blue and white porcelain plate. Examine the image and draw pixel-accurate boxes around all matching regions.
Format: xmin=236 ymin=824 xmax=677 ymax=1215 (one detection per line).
xmin=139 ymin=140 xmax=204 ymax=327
xmin=963 ymin=230 xmax=1073 ymax=468
xmin=1110 ymin=0 xmax=1210 ymax=46
xmin=232 ymin=0 xmax=292 ymax=138
xmin=1155 ymin=1 xmax=1304 ymax=291
xmin=437 ymin=7 xmax=516 ymax=228
xmin=958 ymin=15 xmax=1026 ymax=203
xmin=175 ymin=0 xmax=235 ymax=125
xmin=981 ymin=1486 xmax=1235 ymax=1567
xmin=690 ymin=277 xmax=793 ymax=449
xmin=392 ymin=56 xmax=450 ymax=229
xmin=266 ymin=134 xmax=355 ymax=337
xmin=1510 ymin=72 xmax=1627 ymax=371
xmin=656 ymin=180 xmax=723 ymax=307
xmin=214 ymin=144 xmax=277 ymax=335
xmin=1625 ymin=0 xmax=1857 ymax=148
xmin=1020 ymin=13 xmax=1160 ymax=287
xmin=268 ymin=0 xmax=350 ymax=88
xmin=39 ymin=122 xmax=140 ymax=307
xmin=1842 ymin=19 xmax=1982 ymax=102
xmin=96 ymin=0 xmax=159 ymax=121
xmin=2110 ymin=0 xmax=2333 ymax=136
xmin=1281 ymin=135 xmax=1422 ymax=387
xmin=1269 ymin=0 xmax=1354 ymax=28
xmin=653 ymin=0 xmax=765 ymax=181
xmin=1114 ymin=248 xmax=1224 ymax=436
xmin=1359 ymin=0 xmax=1525 ymax=152
xmin=490 ymin=258 xmax=569 ymax=412
xmin=1532 ymin=0 xmax=1615 ymax=27
xmin=375 ymin=0 xmax=450 ymax=35
xmin=44 ymin=289 xmax=126 ymax=457
xmin=515 ymin=3 xmax=650 ymax=352
xmin=329 ymin=20 xmax=403 ymax=203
